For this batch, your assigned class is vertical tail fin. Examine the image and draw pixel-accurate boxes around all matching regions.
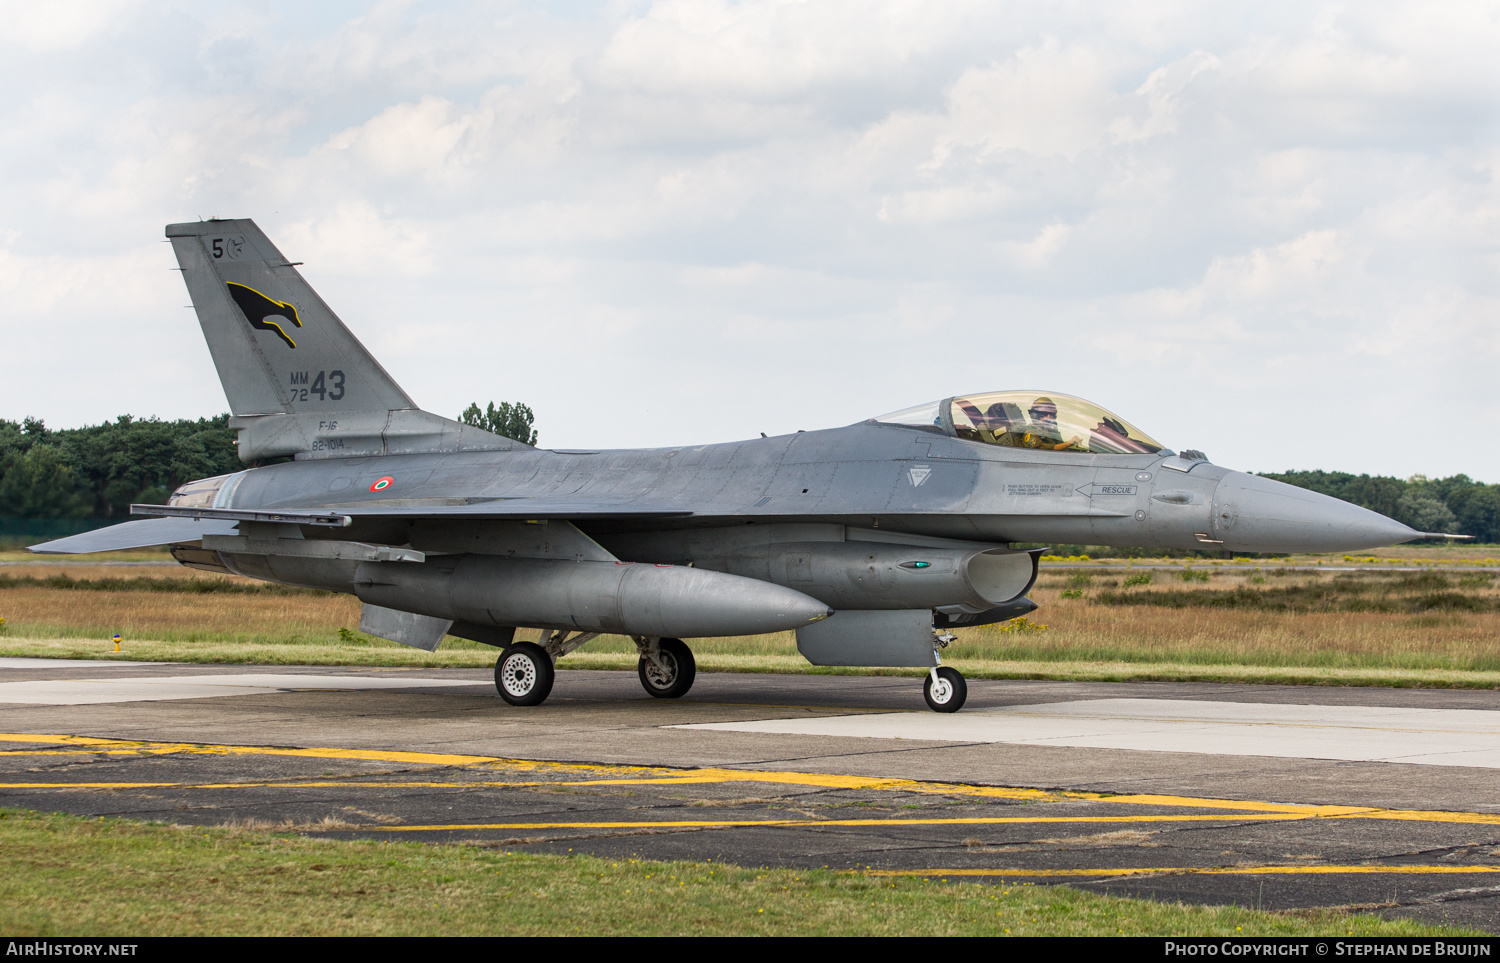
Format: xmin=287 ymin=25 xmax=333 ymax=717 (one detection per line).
xmin=167 ymin=218 xmax=516 ymax=461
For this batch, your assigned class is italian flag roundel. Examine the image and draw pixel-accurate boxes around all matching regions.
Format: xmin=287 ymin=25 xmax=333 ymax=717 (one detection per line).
xmin=370 ymin=476 xmax=394 ymax=492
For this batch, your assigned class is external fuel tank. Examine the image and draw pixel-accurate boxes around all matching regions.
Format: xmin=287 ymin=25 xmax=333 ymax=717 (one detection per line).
xmin=352 ymin=555 xmax=833 ymax=639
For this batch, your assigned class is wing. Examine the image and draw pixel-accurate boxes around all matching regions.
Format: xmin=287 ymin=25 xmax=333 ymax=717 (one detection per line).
xmin=30 ymin=500 xmax=692 ymax=555
xmin=129 ymin=500 xmax=692 ymax=523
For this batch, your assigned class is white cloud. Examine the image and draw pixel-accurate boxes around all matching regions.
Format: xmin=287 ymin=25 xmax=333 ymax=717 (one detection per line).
xmin=1109 ymin=51 xmax=1220 ymax=144
xmin=596 ymin=0 xmax=968 ymax=98
xmin=1002 ymin=221 xmax=1073 ymax=270
xmin=278 ymin=202 xmax=437 ymax=278
xmin=934 ymin=41 xmax=1118 ymax=162
xmin=1 ymin=0 xmax=1498 ymax=481
xmin=1 ymin=0 xmax=142 ymax=51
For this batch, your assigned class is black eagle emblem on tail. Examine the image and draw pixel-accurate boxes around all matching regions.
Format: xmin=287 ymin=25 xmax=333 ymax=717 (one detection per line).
xmin=226 ymin=282 xmax=302 ymax=349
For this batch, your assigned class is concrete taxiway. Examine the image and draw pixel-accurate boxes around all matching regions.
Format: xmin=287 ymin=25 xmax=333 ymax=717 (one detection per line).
xmin=1 ymin=657 xmax=1498 ymax=932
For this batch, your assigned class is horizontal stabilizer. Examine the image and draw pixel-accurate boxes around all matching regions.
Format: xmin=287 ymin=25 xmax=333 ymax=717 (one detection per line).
xmin=29 ymin=516 xmax=238 ymax=554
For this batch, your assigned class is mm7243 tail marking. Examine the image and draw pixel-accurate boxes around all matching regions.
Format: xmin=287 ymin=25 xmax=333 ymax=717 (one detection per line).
xmin=287 ymin=370 xmax=346 ymax=403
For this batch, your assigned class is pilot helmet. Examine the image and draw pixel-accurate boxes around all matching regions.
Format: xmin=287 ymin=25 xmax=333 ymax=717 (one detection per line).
xmin=1029 ymin=397 xmax=1059 ymax=420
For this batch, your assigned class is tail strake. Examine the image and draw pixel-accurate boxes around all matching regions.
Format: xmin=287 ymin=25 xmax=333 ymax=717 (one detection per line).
xmin=167 ymin=218 xmax=515 ymax=462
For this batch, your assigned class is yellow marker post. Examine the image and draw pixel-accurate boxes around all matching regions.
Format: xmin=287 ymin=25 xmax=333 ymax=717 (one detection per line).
xmin=112 ymin=634 xmax=122 ymax=653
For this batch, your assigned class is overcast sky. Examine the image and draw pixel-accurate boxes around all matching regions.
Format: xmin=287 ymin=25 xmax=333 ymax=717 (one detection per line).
xmin=3 ymin=1 xmax=1498 ymax=480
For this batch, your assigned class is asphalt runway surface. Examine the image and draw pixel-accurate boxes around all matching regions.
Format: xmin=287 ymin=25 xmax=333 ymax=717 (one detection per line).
xmin=2 ymin=658 xmax=1499 ymax=932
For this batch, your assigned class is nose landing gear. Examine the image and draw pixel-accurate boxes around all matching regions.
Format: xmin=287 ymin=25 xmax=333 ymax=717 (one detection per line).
xmin=923 ymin=628 xmax=966 ymax=712
xmin=924 ymin=666 xmax=967 ymax=712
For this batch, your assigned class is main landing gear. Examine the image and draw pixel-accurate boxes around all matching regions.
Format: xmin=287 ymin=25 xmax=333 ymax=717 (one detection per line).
xmin=495 ymin=641 xmax=553 ymax=707
xmin=636 ymin=637 xmax=696 ymax=699
xmin=493 ymin=632 xmax=697 ymax=706
xmin=494 ymin=629 xmax=600 ymax=707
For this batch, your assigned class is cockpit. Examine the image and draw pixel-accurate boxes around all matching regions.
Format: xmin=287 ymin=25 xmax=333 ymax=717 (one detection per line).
xmin=875 ymin=391 xmax=1165 ymax=456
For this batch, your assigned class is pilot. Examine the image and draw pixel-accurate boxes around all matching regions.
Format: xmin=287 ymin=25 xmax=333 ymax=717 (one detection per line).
xmin=1020 ymin=397 xmax=1084 ymax=451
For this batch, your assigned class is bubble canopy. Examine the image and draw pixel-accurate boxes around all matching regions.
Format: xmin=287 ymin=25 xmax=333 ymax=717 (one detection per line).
xmin=875 ymin=391 xmax=1166 ymax=456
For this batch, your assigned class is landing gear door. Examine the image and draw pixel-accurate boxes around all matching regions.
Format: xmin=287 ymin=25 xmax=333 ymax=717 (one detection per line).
xmin=797 ymin=609 xmax=935 ymax=667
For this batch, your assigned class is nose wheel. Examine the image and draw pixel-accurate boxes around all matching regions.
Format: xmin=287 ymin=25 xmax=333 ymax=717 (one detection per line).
xmin=495 ymin=641 xmax=555 ymax=706
xmin=638 ymin=637 xmax=697 ymax=698
xmin=924 ymin=666 xmax=967 ymax=712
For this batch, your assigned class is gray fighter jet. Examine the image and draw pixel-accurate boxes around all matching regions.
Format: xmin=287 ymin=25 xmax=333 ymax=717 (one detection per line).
xmin=33 ymin=219 xmax=1438 ymax=711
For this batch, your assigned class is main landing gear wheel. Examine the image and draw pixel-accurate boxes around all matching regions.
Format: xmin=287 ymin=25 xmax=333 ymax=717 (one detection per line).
xmin=924 ymin=666 xmax=967 ymax=713
xmin=495 ymin=641 xmax=554 ymax=707
xmin=638 ymin=638 xmax=696 ymax=699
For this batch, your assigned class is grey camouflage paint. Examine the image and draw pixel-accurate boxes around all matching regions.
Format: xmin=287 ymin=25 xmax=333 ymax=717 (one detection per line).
xmin=33 ymin=218 xmax=1429 ymax=676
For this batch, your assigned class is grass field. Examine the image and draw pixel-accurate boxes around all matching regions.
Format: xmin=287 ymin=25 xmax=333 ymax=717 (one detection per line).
xmin=2 ymin=554 xmax=1495 ymax=936
xmin=0 ymin=809 xmax=1466 ymax=937
xmin=3 ymin=553 xmax=1500 ymax=686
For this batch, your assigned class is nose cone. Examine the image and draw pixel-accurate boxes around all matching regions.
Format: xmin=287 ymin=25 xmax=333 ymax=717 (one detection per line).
xmin=1212 ymin=471 xmax=1422 ymax=553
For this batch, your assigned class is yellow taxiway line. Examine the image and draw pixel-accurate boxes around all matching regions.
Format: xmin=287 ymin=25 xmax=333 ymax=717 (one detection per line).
xmin=0 ymin=732 xmax=508 ymax=768
xmin=868 ymin=865 xmax=1500 ymax=878
xmin=3 ymin=731 xmax=1500 ymax=828
xmin=359 ymin=814 xmax=1317 ymax=831
xmin=0 ymin=732 xmax=1058 ymax=800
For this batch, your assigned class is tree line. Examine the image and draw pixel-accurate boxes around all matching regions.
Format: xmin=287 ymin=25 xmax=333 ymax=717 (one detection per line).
xmin=1258 ymin=470 xmax=1499 ymax=543
xmin=1 ymin=413 xmax=1496 ymax=542
xmin=0 ymin=402 xmax=539 ymax=523
xmin=0 ymin=415 xmax=244 ymax=520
